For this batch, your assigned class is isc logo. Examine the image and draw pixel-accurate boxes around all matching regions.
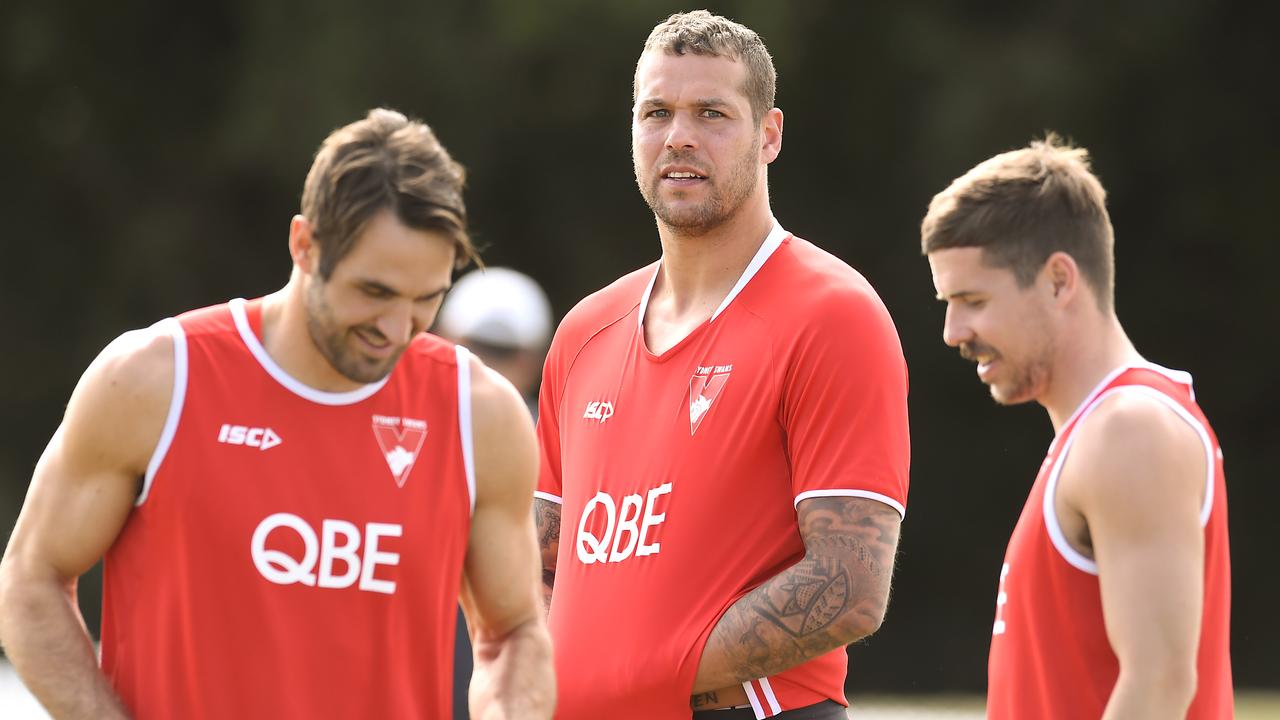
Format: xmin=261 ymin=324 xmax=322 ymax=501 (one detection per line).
xmin=251 ymin=513 xmax=402 ymax=595
xmin=582 ymin=401 xmax=615 ymax=423
xmin=218 ymin=424 xmax=282 ymax=451
xmin=576 ymin=482 xmax=672 ymax=565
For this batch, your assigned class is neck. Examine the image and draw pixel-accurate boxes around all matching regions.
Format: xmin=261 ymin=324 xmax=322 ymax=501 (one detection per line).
xmin=259 ymin=272 xmax=366 ymax=393
xmin=651 ymin=194 xmax=775 ymax=317
xmin=1042 ymin=312 xmax=1142 ymax=431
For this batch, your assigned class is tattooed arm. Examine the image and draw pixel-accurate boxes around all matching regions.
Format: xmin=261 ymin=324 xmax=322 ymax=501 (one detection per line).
xmin=533 ymin=497 xmax=561 ymax=616
xmin=691 ymin=496 xmax=901 ymax=692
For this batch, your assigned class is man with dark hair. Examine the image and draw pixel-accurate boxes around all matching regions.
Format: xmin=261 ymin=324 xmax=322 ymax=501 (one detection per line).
xmin=536 ymin=11 xmax=910 ymax=720
xmin=0 ymin=108 xmax=554 ymax=719
xmin=922 ymin=135 xmax=1233 ymax=719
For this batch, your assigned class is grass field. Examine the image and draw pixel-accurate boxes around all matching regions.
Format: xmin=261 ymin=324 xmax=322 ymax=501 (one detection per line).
xmin=3 ymin=662 xmax=1276 ymax=718
xmin=851 ymin=693 xmax=1280 ymax=719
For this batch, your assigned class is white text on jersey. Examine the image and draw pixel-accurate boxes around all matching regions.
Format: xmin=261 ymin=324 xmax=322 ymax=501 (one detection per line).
xmin=251 ymin=513 xmax=402 ymax=594
xmin=576 ymin=482 xmax=672 ymax=564
xmin=582 ymin=401 xmax=615 ymax=423
xmin=218 ymin=424 xmax=282 ymax=451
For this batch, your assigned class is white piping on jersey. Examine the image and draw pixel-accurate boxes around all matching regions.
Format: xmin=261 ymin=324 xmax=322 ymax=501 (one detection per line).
xmin=742 ymin=679 xmax=767 ymax=718
xmin=757 ymin=677 xmax=783 ymax=715
xmin=636 ymin=221 xmax=788 ymax=335
xmin=794 ymin=489 xmax=906 ymax=521
xmin=229 ymin=298 xmax=389 ymax=406
xmin=533 ymin=491 xmax=563 ymax=505
xmin=456 ymin=345 xmax=477 ymax=516
xmin=1043 ymin=364 xmax=1215 ymax=575
xmin=138 ymin=317 xmax=188 ymax=506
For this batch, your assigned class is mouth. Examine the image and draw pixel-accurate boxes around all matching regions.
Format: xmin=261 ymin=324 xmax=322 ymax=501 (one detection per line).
xmin=659 ymin=166 xmax=708 ymax=186
xmin=352 ymin=327 xmax=394 ymax=356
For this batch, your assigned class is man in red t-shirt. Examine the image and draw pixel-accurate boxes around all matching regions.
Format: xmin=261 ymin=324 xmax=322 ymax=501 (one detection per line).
xmin=921 ymin=136 xmax=1232 ymax=719
xmin=535 ymin=11 xmax=911 ymax=720
xmin=0 ymin=109 xmax=554 ymax=719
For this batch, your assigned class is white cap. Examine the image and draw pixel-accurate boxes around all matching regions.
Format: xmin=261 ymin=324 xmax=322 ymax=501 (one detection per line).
xmin=437 ymin=267 xmax=553 ymax=350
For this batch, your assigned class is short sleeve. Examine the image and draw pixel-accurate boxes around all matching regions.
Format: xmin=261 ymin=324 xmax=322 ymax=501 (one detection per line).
xmin=780 ymin=287 xmax=910 ymax=518
xmin=534 ymin=335 xmax=565 ymax=504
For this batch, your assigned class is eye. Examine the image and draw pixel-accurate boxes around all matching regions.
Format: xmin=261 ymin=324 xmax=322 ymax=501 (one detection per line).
xmin=701 ymin=109 xmax=725 ymax=118
xmin=361 ymin=285 xmax=393 ymax=299
xmin=645 ymin=109 xmax=670 ymax=119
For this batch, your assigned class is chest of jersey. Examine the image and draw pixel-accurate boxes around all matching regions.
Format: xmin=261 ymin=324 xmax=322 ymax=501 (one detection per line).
xmin=558 ymin=309 xmax=794 ymax=567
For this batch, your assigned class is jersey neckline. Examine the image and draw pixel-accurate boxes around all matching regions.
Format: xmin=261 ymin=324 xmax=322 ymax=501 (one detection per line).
xmin=1051 ymin=361 xmax=1194 ymax=448
xmin=229 ymin=297 xmax=391 ymax=406
xmin=635 ymin=221 xmax=789 ymax=361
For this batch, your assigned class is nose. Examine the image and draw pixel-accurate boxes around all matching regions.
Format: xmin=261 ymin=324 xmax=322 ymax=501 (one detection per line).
xmin=941 ymin=305 xmax=971 ymax=348
xmin=375 ymin=302 xmax=415 ymax=346
xmin=665 ymin=111 xmax=698 ymax=151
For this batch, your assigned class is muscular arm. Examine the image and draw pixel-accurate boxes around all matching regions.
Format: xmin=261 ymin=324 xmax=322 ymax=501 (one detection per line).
xmin=460 ymin=359 xmax=555 ymax=719
xmin=533 ymin=498 xmax=560 ymax=615
xmin=692 ymin=496 xmax=901 ymax=692
xmin=0 ymin=328 xmax=174 ymax=719
xmin=1062 ymin=393 xmax=1207 ymax=719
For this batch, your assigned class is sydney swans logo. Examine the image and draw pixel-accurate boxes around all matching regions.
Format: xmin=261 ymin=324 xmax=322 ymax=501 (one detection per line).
xmin=689 ymin=364 xmax=732 ymax=434
xmin=371 ymin=415 xmax=427 ymax=488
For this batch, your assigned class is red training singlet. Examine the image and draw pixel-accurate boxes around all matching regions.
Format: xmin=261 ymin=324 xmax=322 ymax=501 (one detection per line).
xmin=537 ymin=226 xmax=911 ymax=720
xmin=100 ymin=298 xmax=476 ymax=719
xmin=987 ymin=364 xmax=1232 ymax=719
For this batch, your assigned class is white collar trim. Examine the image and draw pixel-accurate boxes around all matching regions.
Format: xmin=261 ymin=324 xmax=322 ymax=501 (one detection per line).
xmin=637 ymin=221 xmax=788 ymax=333
xmin=230 ymin=297 xmax=389 ymax=406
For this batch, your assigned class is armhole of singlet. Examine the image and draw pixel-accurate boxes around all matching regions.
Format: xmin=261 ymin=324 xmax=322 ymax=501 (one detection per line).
xmin=1044 ymin=385 xmax=1217 ymax=574
xmin=533 ymin=491 xmax=563 ymax=504
xmin=137 ymin=317 xmax=188 ymax=507
xmin=455 ymin=345 xmax=477 ymax=516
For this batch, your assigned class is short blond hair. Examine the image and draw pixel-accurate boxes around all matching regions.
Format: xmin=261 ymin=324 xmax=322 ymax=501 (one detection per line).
xmin=635 ymin=10 xmax=776 ymax=125
xmin=921 ymin=133 xmax=1116 ymax=311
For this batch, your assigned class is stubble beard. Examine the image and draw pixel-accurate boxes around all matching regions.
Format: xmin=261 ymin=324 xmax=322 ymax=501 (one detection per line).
xmin=636 ymin=145 xmax=759 ymax=236
xmin=305 ymin=280 xmax=403 ymax=385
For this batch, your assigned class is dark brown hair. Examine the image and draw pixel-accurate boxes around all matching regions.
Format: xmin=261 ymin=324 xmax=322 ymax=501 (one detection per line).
xmin=300 ymin=108 xmax=477 ymax=279
xmin=921 ymin=133 xmax=1115 ymax=311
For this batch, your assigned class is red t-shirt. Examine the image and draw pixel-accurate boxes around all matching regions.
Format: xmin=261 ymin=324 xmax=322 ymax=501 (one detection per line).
xmin=987 ymin=364 xmax=1233 ymax=719
xmin=100 ymin=298 xmax=475 ymax=718
xmin=537 ymin=226 xmax=911 ymax=719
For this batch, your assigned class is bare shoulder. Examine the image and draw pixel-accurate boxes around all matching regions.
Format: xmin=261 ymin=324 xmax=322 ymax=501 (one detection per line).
xmin=63 ymin=325 xmax=177 ymax=477
xmin=1061 ymin=390 xmax=1207 ymax=515
xmin=466 ymin=355 xmax=538 ymax=504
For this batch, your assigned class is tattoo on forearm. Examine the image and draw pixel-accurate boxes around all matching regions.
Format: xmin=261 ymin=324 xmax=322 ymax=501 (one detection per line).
xmin=704 ymin=497 xmax=900 ymax=683
xmin=535 ymin=499 xmax=560 ymax=550
xmin=534 ymin=499 xmax=561 ymax=591
xmin=691 ymin=692 xmax=719 ymax=709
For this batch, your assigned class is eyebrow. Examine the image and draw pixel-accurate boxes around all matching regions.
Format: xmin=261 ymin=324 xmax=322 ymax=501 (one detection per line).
xmin=636 ymin=97 xmax=733 ymax=111
xmin=357 ymin=279 xmax=451 ymax=302
xmin=936 ymin=290 xmax=982 ymax=302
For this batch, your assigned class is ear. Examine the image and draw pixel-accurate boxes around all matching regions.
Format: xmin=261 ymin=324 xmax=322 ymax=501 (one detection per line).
xmin=761 ymin=107 xmax=783 ymax=165
xmin=288 ymin=215 xmax=319 ymax=276
xmin=1041 ymin=251 xmax=1080 ymax=308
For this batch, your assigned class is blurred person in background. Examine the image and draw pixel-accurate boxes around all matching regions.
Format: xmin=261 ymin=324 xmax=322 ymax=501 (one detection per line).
xmin=535 ymin=10 xmax=910 ymax=720
xmin=922 ymin=135 xmax=1232 ymax=719
xmin=437 ymin=267 xmax=554 ymax=419
xmin=434 ymin=265 xmax=553 ymax=719
xmin=0 ymin=109 xmax=554 ymax=719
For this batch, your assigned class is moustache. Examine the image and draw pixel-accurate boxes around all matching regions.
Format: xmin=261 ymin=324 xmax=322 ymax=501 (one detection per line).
xmin=959 ymin=341 xmax=998 ymax=362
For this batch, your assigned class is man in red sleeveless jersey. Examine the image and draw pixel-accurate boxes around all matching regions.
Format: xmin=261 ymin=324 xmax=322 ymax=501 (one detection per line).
xmin=921 ymin=136 xmax=1233 ymax=719
xmin=535 ymin=11 xmax=911 ymax=720
xmin=0 ymin=109 xmax=555 ymax=719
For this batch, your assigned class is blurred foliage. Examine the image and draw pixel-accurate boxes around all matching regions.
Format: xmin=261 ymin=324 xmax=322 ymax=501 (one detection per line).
xmin=1 ymin=0 xmax=1275 ymax=692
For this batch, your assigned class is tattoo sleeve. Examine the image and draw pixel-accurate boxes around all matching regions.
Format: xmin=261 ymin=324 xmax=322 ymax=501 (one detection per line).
xmin=695 ymin=496 xmax=901 ymax=689
xmin=533 ymin=498 xmax=561 ymax=611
